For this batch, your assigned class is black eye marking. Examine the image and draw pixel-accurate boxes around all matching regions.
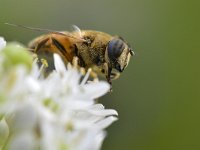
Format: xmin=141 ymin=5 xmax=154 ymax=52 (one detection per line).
xmin=115 ymin=62 xmax=124 ymax=72
xmin=51 ymin=37 xmax=66 ymax=56
xmin=115 ymin=62 xmax=121 ymax=72
xmin=107 ymin=38 xmax=125 ymax=60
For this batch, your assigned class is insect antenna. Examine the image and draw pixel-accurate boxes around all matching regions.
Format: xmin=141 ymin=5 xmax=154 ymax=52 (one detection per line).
xmin=5 ymin=22 xmax=57 ymax=32
xmin=5 ymin=23 xmax=87 ymax=42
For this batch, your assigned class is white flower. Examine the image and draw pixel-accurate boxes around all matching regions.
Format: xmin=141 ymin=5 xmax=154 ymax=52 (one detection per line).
xmin=0 ymin=37 xmax=6 ymax=51
xmin=0 ymin=49 xmax=118 ymax=150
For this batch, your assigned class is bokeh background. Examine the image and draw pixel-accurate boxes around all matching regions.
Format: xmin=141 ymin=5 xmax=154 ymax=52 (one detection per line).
xmin=0 ymin=0 xmax=200 ymax=150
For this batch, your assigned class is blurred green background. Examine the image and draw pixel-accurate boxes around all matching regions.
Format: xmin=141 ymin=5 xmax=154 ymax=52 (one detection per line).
xmin=0 ymin=0 xmax=200 ymax=150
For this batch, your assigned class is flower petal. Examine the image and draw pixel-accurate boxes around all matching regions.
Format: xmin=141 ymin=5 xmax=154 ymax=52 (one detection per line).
xmin=10 ymin=131 xmax=36 ymax=150
xmin=80 ymin=82 xmax=110 ymax=99
xmin=0 ymin=118 xmax=9 ymax=148
xmin=0 ymin=37 xmax=6 ymax=51
xmin=53 ymin=53 xmax=66 ymax=73
xmin=88 ymin=108 xmax=118 ymax=117
xmin=96 ymin=116 xmax=118 ymax=129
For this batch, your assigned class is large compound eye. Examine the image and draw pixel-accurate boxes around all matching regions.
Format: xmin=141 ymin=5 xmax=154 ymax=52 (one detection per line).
xmin=107 ymin=38 xmax=125 ymax=60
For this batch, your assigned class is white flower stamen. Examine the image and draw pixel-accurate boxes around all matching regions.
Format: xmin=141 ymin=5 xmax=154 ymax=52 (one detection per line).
xmin=81 ymin=68 xmax=92 ymax=86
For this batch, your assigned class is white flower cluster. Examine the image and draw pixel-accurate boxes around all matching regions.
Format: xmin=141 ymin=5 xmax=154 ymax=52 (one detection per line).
xmin=0 ymin=37 xmax=118 ymax=150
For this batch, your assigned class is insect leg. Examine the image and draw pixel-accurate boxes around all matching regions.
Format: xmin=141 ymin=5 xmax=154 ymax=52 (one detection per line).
xmin=85 ymin=69 xmax=98 ymax=82
xmin=103 ymin=63 xmax=112 ymax=84
xmin=72 ymin=56 xmax=79 ymax=68
xmin=103 ymin=63 xmax=113 ymax=91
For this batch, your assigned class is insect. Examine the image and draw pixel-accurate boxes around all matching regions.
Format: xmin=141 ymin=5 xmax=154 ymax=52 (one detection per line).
xmin=6 ymin=23 xmax=134 ymax=85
